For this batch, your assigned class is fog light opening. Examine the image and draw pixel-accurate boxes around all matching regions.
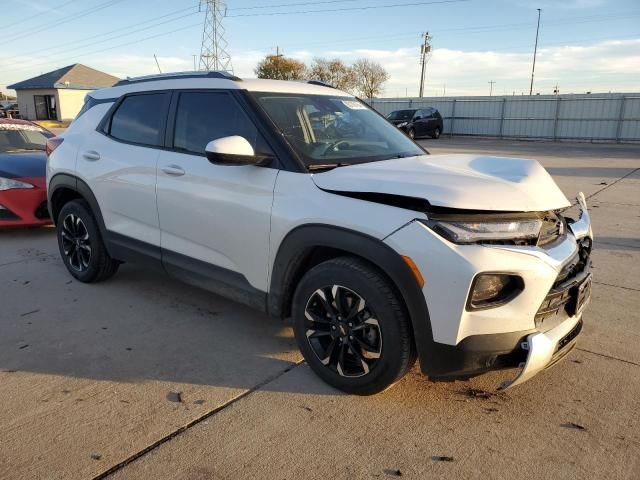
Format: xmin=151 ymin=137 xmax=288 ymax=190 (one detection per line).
xmin=467 ymin=273 xmax=524 ymax=310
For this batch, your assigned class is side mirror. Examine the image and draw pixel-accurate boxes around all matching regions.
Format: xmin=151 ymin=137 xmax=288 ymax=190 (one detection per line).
xmin=413 ymin=115 xmax=422 ymax=121
xmin=205 ymin=136 xmax=271 ymax=166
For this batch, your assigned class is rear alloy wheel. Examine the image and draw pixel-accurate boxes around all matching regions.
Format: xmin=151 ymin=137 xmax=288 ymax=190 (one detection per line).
xmin=293 ymin=257 xmax=415 ymax=395
xmin=60 ymin=214 xmax=92 ymax=272
xmin=57 ymin=200 xmax=119 ymax=283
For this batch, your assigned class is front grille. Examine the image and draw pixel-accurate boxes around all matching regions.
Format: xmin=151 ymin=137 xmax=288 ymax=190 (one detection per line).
xmin=34 ymin=201 xmax=50 ymax=220
xmin=535 ymin=241 xmax=591 ymax=329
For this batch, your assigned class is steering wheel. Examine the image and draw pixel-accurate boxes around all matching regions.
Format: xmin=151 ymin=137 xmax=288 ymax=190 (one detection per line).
xmin=320 ymin=140 xmax=351 ymax=157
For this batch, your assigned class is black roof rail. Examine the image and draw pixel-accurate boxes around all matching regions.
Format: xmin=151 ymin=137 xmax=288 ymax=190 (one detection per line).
xmin=113 ymin=71 xmax=242 ymax=87
xmin=307 ymin=80 xmax=336 ymax=89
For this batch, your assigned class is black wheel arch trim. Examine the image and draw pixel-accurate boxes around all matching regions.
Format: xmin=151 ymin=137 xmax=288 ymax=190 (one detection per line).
xmin=48 ymin=173 xmax=108 ymax=238
xmin=268 ymin=223 xmax=439 ymax=375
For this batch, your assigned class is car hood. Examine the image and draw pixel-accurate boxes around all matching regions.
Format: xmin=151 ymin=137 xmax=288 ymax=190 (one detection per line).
xmin=312 ymin=154 xmax=571 ymax=212
xmin=0 ymin=151 xmax=47 ymax=179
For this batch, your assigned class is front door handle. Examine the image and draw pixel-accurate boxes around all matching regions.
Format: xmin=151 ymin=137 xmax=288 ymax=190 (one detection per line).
xmin=82 ymin=150 xmax=101 ymax=161
xmin=161 ymin=165 xmax=185 ymax=176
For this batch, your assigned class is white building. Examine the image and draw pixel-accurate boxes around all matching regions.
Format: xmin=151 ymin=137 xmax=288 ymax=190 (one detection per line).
xmin=8 ymin=64 xmax=119 ymax=121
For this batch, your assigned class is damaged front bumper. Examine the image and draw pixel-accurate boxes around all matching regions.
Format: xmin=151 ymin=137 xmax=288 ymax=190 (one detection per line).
xmin=499 ymin=193 xmax=593 ymax=390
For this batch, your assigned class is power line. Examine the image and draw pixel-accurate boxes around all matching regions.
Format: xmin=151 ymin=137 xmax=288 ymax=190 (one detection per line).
xmin=227 ymin=0 xmax=470 ymax=17
xmin=229 ymin=0 xmax=360 ymax=11
xmin=7 ymin=0 xmax=83 ymax=27
xmin=5 ymin=0 xmax=127 ymax=45
xmin=3 ymin=9 xmax=201 ymax=70
xmin=1 ymin=4 xmax=201 ymax=63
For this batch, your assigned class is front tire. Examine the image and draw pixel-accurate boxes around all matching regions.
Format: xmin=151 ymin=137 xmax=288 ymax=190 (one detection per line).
xmin=292 ymin=257 xmax=415 ymax=395
xmin=407 ymin=128 xmax=416 ymax=139
xmin=432 ymin=127 xmax=441 ymax=139
xmin=57 ymin=200 xmax=119 ymax=283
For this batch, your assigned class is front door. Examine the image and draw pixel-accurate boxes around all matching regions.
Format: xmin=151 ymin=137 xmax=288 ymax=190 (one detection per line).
xmin=34 ymin=95 xmax=57 ymax=120
xmin=156 ymin=90 xmax=278 ymax=294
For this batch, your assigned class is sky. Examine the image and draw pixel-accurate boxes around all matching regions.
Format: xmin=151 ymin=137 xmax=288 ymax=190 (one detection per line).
xmin=1 ymin=0 xmax=639 ymax=97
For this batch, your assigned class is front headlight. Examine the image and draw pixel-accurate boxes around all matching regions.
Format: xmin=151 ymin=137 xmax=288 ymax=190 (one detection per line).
xmin=424 ymin=217 xmax=543 ymax=244
xmin=397 ymin=122 xmax=408 ymax=127
xmin=0 ymin=177 xmax=34 ymax=191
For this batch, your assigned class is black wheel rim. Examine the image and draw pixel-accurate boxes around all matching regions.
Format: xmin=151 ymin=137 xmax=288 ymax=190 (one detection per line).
xmin=304 ymin=285 xmax=382 ymax=378
xmin=61 ymin=214 xmax=92 ymax=272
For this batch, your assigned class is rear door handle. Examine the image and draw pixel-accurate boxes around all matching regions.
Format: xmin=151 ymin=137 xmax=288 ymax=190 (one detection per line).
xmin=82 ymin=150 xmax=101 ymax=161
xmin=161 ymin=165 xmax=185 ymax=176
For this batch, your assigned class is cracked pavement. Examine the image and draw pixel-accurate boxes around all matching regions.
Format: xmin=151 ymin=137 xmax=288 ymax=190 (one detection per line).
xmin=0 ymin=138 xmax=638 ymax=479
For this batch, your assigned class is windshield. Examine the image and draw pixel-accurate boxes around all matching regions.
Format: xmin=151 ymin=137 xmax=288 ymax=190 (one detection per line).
xmin=251 ymin=93 xmax=425 ymax=169
xmin=387 ymin=109 xmax=416 ymax=121
xmin=0 ymin=125 xmax=50 ymax=153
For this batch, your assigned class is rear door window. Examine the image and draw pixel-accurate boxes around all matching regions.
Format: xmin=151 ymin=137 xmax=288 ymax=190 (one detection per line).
xmin=109 ymin=93 xmax=170 ymax=146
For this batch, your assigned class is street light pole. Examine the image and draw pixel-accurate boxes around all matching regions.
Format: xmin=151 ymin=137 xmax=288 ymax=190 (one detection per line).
xmin=529 ymin=8 xmax=542 ymax=95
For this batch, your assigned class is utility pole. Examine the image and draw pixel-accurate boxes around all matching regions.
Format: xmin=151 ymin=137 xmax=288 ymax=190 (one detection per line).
xmin=192 ymin=54 xmax=197 ymax=71
xmin=418 ymin=32 xmax=431 ymax=98
xmin=553 ymin=83 xmax=559 ymax=95
xmin=153 ymin=54 xmax=162 ymax=74
xmin=274 ymin=46 xmax=284 ymax=79
xmin=199 ymin=0 xmax=233 ymax=73
xmin=488 ymin=80 xmax=496 ymax=96
xmin=529 ymin=8 xmax=541 ymax=95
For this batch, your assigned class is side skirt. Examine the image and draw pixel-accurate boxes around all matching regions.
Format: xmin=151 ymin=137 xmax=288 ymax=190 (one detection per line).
xmin=104 ymin=231 xmax=267 ymax=312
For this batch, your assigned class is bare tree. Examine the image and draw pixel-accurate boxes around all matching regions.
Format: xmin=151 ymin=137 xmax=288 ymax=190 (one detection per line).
xmin=309 ymin=58 xmax=357 ymax=92
xmin=352 ymin=58 xmax=389 ymax=99
xmin=255 ymin=54 xmax=308 ymax=80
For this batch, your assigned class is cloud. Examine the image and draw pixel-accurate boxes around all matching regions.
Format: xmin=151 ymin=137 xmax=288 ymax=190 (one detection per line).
xmin=2 ymin=39 xmax=638 ymax=97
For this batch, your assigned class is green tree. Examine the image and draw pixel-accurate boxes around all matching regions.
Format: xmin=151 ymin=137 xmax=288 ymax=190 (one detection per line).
xmin=255 ymin=54 xmax=308 ymax=80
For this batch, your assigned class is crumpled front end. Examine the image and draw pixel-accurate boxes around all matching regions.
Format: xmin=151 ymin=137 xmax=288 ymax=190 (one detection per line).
xmin=384 ymin=193 xmax=593 ymax=390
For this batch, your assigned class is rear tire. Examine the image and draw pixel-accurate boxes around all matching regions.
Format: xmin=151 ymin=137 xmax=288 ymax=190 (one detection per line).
xmin=56 ymin=200 xmax=119 ymax=283
xmin=292 ymin=256 xmax=415 ymax=395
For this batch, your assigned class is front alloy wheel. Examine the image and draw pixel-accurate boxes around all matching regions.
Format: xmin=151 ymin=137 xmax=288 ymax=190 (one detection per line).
xmin=292 ymin=257 xmax=415 ymax=395
xmin=61 ymin=214 xmax=92 ymax=272
xmin=304 ymin=285 xmax=382 ymax=377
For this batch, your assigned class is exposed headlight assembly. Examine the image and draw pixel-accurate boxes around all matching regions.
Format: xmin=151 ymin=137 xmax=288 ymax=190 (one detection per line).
xmin=425 ymin=217 xmax=543 ymax=244
xmin=397 ymin=122 xmax=408 ymax=127
xmin=0 ymin=177 xmax=34 ymax=191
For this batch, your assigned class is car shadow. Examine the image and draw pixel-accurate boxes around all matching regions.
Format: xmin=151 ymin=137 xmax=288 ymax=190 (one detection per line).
xmin=0 ymin=256 xmax=343 ymax=396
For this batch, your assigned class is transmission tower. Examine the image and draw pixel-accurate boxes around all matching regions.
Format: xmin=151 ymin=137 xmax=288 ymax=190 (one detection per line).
xmin=198 ymin=0 xmax=233 ymax=73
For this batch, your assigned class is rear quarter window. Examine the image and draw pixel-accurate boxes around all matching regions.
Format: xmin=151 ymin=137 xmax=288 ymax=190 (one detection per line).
xmin=108 ymin=93 xmax=170 ymax=146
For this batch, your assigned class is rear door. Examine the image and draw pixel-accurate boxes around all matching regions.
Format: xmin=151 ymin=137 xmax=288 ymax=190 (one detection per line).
xmin=156 ymin=90 xmax=278 ymax=294
xmin=76 ymin=91 xmax=170 ymax=248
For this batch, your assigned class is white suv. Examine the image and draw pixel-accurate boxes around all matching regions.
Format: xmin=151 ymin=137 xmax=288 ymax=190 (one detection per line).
xmin=46 ymin=72 xmax=593 ymax=394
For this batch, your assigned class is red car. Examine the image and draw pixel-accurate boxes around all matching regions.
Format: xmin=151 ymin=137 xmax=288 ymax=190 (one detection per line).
xmin=0 ymin=119 xmax=55 ymax=228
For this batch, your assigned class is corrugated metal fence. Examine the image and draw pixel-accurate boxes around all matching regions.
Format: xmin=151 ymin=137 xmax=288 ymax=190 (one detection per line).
xmin=368 ymin=93 xmax=640 ymax=142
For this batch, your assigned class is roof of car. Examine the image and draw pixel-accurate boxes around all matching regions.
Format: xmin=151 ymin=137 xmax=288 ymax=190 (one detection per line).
xmin=0 ymin=118 xmax=53 ymax=134
xmin=90 ymin=71 xmax=353 ymax=100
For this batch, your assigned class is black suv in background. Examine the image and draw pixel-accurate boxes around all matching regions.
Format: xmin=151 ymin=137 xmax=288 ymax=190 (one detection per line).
xmin=387 ymin=108 xmax=443 ymax=139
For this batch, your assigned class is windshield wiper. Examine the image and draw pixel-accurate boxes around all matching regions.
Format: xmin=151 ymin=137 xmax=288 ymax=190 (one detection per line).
xmin=307 ymin=162 xmax=351 ymax=172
